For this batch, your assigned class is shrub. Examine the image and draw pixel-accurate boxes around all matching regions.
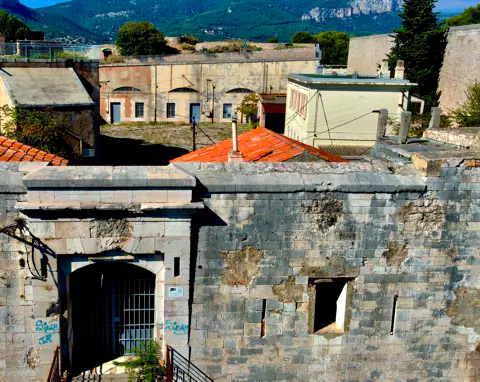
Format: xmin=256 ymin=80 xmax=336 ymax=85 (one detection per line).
xmin=179 ymin=35 xmax=200 ymax=45
xmin=181 ymin=42 xmax=196 ymax=51
xmin=101 ymin=56 xmax=126 ymax=64
xmin=452 ymin=82 xmax=480 ymax=127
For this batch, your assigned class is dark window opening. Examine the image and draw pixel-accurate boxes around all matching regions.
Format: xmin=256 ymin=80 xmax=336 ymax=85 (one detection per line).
xmin=390 ymin=295 xmax=398 ymax=335
xmin=169 ymin=87 xmax=199 ymax=93
xmin=174 ymin=257 xmax=180 ymax=277
xmin=261 ymin=299 xmax=266 ymax=337
xmin=226 ymin=88 xmax=255 ymax=93
xmin=167 ymin=103 xmax=176 ymax=118
xmin=135 ymin=102 xmax=144 ymax=118
xmin=112 ymin=87 xmax=142 ymax=92
xmin=223 ymin=103 xmax=232 ymax=119
xmin=310 ymin=278 xmax=349 ymax=334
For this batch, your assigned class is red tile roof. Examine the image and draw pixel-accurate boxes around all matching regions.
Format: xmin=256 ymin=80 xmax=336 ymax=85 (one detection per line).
xmin=0 ymin=136 xmax=68 ymax=166
xmin=171 ymin=127 xmax=348 ymax=163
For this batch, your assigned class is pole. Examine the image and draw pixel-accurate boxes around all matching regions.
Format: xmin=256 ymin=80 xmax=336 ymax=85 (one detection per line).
xmin=154 ymin=66 xmax=158 ymax=123
xmin=211 ymin=84 xmax=215 ymax=123
xmin=376 ymin=109 xmax=388 ymax=140
xmin=191 ymin=120 xmax=196 ymax=152
xmin=398 ymin=111 xmax=412 ymax=144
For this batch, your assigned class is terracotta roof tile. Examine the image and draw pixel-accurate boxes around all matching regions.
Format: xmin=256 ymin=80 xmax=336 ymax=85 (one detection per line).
xmin=0 ymin=136 xmax=68 ymax=165
xmin=172 ymin=127 xmax=347 ymax=163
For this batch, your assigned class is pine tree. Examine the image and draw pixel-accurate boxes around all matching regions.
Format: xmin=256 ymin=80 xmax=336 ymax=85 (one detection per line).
xmin=388 ymin=0 xmax=447 ymax=108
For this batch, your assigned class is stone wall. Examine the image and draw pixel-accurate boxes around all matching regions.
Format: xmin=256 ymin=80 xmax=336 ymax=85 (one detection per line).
xmin=347 ymin=33 xmax=393 ymax=75
xmin=176 ymin=161 xmax=480 ymax=381
xmin=438 ymin=24 xmax=480 ymax=113
xmin=347 ymin=24 xmax=480 ymax=114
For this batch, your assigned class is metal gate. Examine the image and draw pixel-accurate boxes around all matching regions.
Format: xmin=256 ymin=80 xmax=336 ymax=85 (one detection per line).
xmin=106 ymin=277 xmax=155 ymax=355
xmin=70 ymin=262 xmax=155 ymax=373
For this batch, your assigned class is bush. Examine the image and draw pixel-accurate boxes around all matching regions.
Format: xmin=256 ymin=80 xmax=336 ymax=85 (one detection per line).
xmin=179 ymin=35 xmax=200 ymax=45
xmin=452 ymin=82 xmax=480 ymax=127
xmin=113 ymin=340 xmax=166 ymax=382
xmin=207 ymin=42 xmax=261 ymax=53
xmin=117 ymin=22 xmax=166 ymax=56
xmin=389 ymin=112 xmax=452 ymax=137
xmin=291 ymin=31 xmax=315 ymax=43
xmin=181 ymin=42 xmax=196 ymax=51
xmin=101 ymin=56 xmax=126 ymax=64
xmin=267 ymin=37 xmax=279 ymax=43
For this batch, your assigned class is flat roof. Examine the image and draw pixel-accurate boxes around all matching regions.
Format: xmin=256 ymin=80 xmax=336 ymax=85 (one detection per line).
xmin=289 ymin=73 xmax=416 ymax=87
xmin=0 ymin=67 xmax=94 ymax=107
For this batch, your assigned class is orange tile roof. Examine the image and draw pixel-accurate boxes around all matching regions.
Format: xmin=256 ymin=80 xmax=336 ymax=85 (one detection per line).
xmin=171 ymin=127 xmax=348 ymax=163
xmin=0 ymin=136 xmax=68 ymax=166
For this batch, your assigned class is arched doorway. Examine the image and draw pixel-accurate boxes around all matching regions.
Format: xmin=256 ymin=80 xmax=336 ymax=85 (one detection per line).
xmin=69 ymin=262 xmax=156 ymax=374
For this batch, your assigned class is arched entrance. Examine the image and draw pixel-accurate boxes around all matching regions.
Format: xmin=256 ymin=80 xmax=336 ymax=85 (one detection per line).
xmin=69 ymin=262 xmax=156 ymax=374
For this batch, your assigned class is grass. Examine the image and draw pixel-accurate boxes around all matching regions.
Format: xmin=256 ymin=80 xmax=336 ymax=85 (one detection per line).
xmin=101 ymin=121 xmax=251 ymax=155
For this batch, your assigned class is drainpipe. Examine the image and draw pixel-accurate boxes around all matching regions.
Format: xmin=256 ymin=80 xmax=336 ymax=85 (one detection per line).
xmin=211 ymin=84 xmax=215 ymax=123
xmin=154 ymin=65 xmax=157 ymax=122
xmin=228 ymin=114 xmax=244 ymax=162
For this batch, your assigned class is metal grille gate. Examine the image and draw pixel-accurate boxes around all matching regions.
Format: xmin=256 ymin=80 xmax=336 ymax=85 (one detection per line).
xmin=106 ymin=277 xmax=155 ymax=355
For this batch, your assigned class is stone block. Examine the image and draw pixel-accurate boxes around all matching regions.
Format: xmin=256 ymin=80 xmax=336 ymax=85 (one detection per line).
xmin=164 ymin=221 xmax=191 ymax=237
xmin=55 ymin=221 xmax=91 ymax=239
xmin=132 ymin=221 xmax=165 ymax=237
xmin=132 ymin=189 xmax=168 ymax=203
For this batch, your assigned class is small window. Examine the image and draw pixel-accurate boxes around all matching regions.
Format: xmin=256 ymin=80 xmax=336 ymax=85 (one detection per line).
xmin=309 ymin=278 xmax=351 ymax=334
xmin=113 ymin=87 xmax=142 ymax=92
xmin=223 ymin=104 xmax=232 ymax=119
xmin=174 ymin=257 xmax=180 ymax=277
xmin=135 ymin=102 xmax=144 ymax=118
xmin=167 ymin=103 xmax=175 ymax=118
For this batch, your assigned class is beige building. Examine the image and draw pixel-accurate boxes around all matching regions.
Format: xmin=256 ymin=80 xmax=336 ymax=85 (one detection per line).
xmin=99 ymin=50 xmax=319 ymax=124
xmin=285 ymin=73 xmax=416 ymax=148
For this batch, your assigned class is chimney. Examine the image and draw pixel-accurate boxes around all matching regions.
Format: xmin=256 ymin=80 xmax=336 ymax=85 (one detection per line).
xmin=395 ymin=60 xmax=405 ymax=80
xmin=228 ymin=114 xmax=244 ymax=162
xmin=379 ymin=60 xmax=389 ymax=78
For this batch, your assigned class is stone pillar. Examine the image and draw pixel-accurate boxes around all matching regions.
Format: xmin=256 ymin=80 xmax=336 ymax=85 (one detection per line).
xmin=376 ymin=109 xmax=388 ymax=139
xmin=398 ymin=111 xmax=412 ymax=144
xmin=429 ymin=107 xmax=441 ymax=129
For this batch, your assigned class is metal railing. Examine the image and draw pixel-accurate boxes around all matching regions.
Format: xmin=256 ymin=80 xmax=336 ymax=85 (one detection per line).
xmin=47 ymin=346 xmax=62 ymax=382
xmin=166 ymin=346 xmax=213 ymax=382
xmin=0 ymin=42 xmax=101 ymax=61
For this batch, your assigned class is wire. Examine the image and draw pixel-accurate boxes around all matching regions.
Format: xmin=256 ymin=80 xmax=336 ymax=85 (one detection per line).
xmin=318 ymin=92 xmax=333 ymax=145
xmin=194 ymin=123 xmax=216 ymax=145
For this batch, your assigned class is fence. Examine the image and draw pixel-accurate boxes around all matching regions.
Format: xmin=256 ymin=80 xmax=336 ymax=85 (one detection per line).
xmin=166 ymin=345 xmax=213 ymax=382
xmin=0 ymin=43 xmax=101 ymax=61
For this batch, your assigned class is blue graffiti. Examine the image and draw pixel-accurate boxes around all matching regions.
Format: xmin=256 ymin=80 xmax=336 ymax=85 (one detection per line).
xmin=164 ymin=320 xmax=188 ymax=335
xmin=36 ymin=320 xmax=59 ymax=334
xmin=38 ymin=334 xmax=53 ymax=345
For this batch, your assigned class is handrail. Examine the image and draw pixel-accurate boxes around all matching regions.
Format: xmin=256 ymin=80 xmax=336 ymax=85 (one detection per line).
xmin=47 ymin=346 xmax=61 ymax=382
xmin=166 ymin=345 xmax=213 ymax=382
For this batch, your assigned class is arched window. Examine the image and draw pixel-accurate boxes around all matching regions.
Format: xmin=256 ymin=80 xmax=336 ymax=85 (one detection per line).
xmin=226 ymin=88 xmax=255 ymax=93
xmin=169 ymin=87 xmax=199 ymax=93
xmin=113 ymin=87 xmax=142 ymax=92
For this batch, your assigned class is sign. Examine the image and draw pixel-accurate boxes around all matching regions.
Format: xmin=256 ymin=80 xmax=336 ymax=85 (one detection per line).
xmin=82 ymin=149 xmax=95 ymax=157
xmin=168 ymin=286 xmax=184 ymax=298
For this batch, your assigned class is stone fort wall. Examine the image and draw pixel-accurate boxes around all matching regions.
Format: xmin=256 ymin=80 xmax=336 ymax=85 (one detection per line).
xmin=347 ymin=24 xmax=480 ymax=114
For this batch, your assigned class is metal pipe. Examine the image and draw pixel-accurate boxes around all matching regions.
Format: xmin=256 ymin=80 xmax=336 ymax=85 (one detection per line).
xmin=232 ymin=115 xmax=238 ymax=152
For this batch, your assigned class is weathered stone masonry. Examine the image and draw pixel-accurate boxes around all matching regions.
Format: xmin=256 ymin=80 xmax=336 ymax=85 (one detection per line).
xmin=1 ymin=157 xmax=480 ymax=381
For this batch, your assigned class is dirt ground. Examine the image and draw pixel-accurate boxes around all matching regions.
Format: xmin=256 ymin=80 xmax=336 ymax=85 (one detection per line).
xmin=99 ymin=122 xmax=251 ymax=165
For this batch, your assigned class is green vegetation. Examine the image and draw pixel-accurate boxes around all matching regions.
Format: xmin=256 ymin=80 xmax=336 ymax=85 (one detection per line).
xmin=0 ymin=106 xmax=74 ymax=158
xmin=206 ymin=42 xmax=261 ymax=53
xmin=113 ymin=341 xmax=165 ymax=382
xmin=389 ymin=113 xmax=451 ymax=138
xmin=179 ymin=35 xmax=200 ymax=45
xmin=388 ymin=0 xmax=447 ymax=108
xmin=117 ymin=22 xmax=167 ymax=56
xmin=452 ymin=82 xmax=480 ymax=127
xmin=315 ymin=31 xmax=350 ymax=65
xmin=0 ymin=10 xmax=29 ymax=41
xmin=291 ymin=31 xmax=315 ymax=43
xmin=236 ymin=93 xmax=259 ymax=128
xmin=267 ymin=37 xmax=279 ymax=43
xmin=446 ymin=5 xmax=480 ymax=27
xmin=101 ymin=56 xmax=126 ymax=65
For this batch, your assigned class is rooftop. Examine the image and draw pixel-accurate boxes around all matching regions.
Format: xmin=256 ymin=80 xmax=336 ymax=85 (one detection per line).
xmin=289 ymin=73 xmax=416 ymax=87
xmin=0 ymin=68 xmax=94 ymax=107
xmin=0 ymin=136 xmax=68 ymax=166
xmin=171 ymin=126 xmax=347 ymax=163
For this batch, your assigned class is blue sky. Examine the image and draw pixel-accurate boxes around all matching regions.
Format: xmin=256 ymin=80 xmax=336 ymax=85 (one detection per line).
xmin=19 ymin=0 xmax=480 ymax=10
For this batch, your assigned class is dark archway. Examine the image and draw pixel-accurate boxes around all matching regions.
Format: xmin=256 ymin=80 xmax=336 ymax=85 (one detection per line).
xmin=69 ymin=262 xmax=155 ymax=374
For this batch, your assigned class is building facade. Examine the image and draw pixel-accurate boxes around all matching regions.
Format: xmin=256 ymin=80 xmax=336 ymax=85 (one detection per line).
xmin=1 ymin=127 xmax=480 ymax=380
xmin=99 ymin=51 xmax=319 ymax=125
xmin=284 ymin=73 xmax=414 ymax=147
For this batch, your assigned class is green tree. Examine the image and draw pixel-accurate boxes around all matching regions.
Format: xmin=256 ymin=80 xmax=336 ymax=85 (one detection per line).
xmin=0 ymin=106 xmax=74 ymax=158
xmin=314 ymin=31 xmax=350 ymax=65
xmin=446 ymin=5 xmax=480 ymax=27
xmin=267 ymin=37 xmax=279 ymax=43
xmin=452 ymin=82 xmax=480 ymax=127
xmin=236 ymin=93 xmax=259 ymax=128
xmin=388 ymin=0 xmax=447 ymax=107
xmin=117 ymin=22 xmax=166 ymax=56
xmin=291 ymin=31 xmax=315 ymax=43
xmin=0 ymin=10 xmax=29 ymax=42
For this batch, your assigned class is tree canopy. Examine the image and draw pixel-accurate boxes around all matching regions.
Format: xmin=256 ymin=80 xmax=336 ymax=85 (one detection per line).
xmin=388 ymin=0 xmax=447 ymax=107
xmin=291 ymin=31 xmax=315 ymax=43
xmin=314 ymin=31 xmax=350 ymax=65
xmin=116 ymin=22 xmax=166 ymax=56
xmin=446 ymin=5 xmax=480 ymax=27
xmin=0 ymin=10 xmax=29 ymax=42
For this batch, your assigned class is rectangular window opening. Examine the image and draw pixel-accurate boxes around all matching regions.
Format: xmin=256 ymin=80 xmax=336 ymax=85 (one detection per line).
xmin=310 ymin=278 xmax=351 ymax=335
xmin=223 ymin=103 xmax=232 ymax=119
xmin=135 ymin=102 xmax=144 ymax=118
xmin=390 ymin=295 xmax=398 ymax=335
xmin=167 ymin=103 xmax=175 ymax=118
xmin=174 ymin=257 xmax=180 ymax=277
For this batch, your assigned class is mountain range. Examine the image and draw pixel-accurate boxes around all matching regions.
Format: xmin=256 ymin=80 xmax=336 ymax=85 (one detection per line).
xmin=3 ymin=0 xmax=458 ymax=43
